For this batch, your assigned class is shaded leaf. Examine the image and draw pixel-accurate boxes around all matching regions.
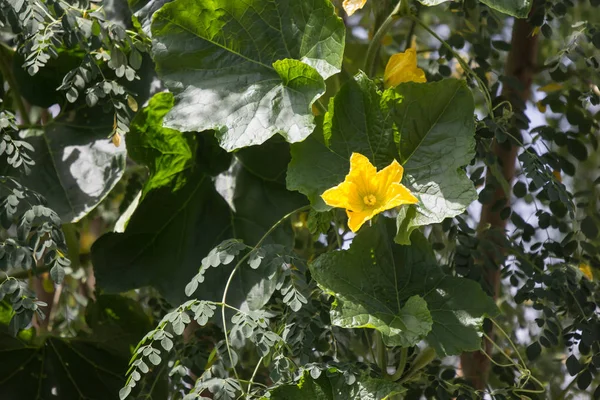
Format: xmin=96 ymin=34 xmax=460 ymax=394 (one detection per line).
xmin=0 ymin=295 xmax=162 ymax=399
xmin=268 ymin=370 xmax=406 ymax=399
xmin=394 ymin=80 xmax=477 ymax=244
xmin=480 ymin=0 xmax=533 ymax=18
xmin=11 ymin=113 xmax=126 ymax=222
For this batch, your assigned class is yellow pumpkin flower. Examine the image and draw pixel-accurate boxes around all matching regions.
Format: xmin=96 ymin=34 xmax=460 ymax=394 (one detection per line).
xmin=342 ymin=0 xmax=367 ymax=16
xmin=384 ymin=48 xmax=427 ymax=89
xmin=321 ymin=153 xmax=418 ymax=232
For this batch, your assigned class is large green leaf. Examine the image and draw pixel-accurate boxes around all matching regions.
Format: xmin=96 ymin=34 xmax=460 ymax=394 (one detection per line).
xmin=394 ymin=79 xmax=477 ymax=244
xmin=13 ymin=113 xmax=126 ymax=223
xmin=151 ymin=0 xmax=345 ymax=152
xmin=91 ymin=170 xmax=231 ymax=305
xmin=417 ymin=0 xmax=532 ymax=17
xmin=92 ymin=98 xmax=305 ymax=305
xmin=128 ymin=92 xmax=201 ymax=195
xmin=310 ymin=220 xmax=498 ymax=355
xmin=0 ymin=295 xmax=162 ymax=399
xmin=268 ymin=371 xmax=406 ymax=400
xmin=287 ymin=72 xmax=400 ymax=211
xmin=480 ymin=0 xmax=532 ymax=18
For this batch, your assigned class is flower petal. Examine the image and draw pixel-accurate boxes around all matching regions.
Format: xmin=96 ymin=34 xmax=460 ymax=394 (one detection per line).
xmin=383 ymin=48 xmax=427 ymax=89
xmin=347 ymin=152 xmax=377 ymax=196
xmin=384 ymin=183 xmax=419 ymax=209
xmin=321 ymin=181 xmax=355 ymax=209
xmin=375 ymin=159 xmax=404 ymax=193
xmin=342 ymin=0 xmax=367 ymax=16
xmin=346 ymin=209 xmax=375 ymax=232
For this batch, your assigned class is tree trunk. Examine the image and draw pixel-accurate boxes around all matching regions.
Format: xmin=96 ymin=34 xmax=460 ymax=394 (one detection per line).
xmin=460 ymin=14 xmax=540 ymax=391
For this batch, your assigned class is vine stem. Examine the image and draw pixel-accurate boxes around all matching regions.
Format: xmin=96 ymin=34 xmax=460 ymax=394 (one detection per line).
xmin=388 ymin=347 xmax=408 ymax=381
xmin=220 ymin=205 xmax=311 ymax=390
xmin=364 ymin=0 xmax=405 ymax=77
xmin=408 ymin=14 xmax=493 ymax=113
xmin=374 ymin=331 xmax=388 ymax=377
xmin=246 ymin=356 xmax=265 ymax=395
xmin=314 ymin=99 xmax=328 ymax=115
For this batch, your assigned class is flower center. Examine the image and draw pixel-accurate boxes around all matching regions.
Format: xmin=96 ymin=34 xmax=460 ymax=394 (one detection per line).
xmin=363 ymin=194 xmax=377 ymax=207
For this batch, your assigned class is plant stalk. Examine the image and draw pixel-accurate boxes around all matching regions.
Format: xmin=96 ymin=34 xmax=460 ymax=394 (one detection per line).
xmin=364 ymin=0 xmax=404 ymax=77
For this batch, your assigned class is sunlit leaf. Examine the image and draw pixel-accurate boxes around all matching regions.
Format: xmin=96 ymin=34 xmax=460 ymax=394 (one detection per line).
xmin=310 ymin=220 xmax=498 ymax=355
xmin=151 ymin=0 xmax=345 ymax=151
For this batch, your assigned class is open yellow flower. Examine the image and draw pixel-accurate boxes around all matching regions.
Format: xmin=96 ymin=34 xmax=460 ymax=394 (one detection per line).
xmin=384 ymin=48 xmax=427 ymax=89
xmin=321 ymin=153 xmax=418 ymax=232
xmin=342 ymin=0 xmax=367 ymax=16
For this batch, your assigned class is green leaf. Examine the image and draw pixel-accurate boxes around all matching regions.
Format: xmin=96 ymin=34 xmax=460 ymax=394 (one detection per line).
xmin=310 ymin=219 xmax=498 ymax=355
xmin=267 ymin=371 xmax=406 ymax=400
xmin=127 ymin=92 xmax=228 ymax=196
xmin=151 ymin=0 xmax=345 ymax=151
xmin=417 ymin=0 xmax=452 ymax=5
xmin=128 ymin=0 xmax=171 ymax=36
xmin=0 ymin=294 xmax=162 ymax=399
xmin=394 ymin=79 xmax=477 ymax=244
xmin=287 ymin=72 xmax=399 ymax=211
xmin=480 ymin=0 xmax=533 ymax=18
xmin=93 ymin=115 xmax=305 ymax=306
xmin=12 ymin=113 xmax=126 ymax=222
xmin=91 ymin=170 xmax=232 ymax=305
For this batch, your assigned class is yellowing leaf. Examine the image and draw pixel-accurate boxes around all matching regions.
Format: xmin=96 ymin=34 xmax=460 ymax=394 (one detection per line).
xmin=321 ymin=153 xmax=418 ymax=232
xmin=127 ymin=95 xmax=139 ymax=112
xmin=384 ymin=48 xmax=427 ymax=89
xmin=579 ymin=263 xmax=593 ymax=280
xmin=552 ymin=169 xmax=562 ymax=183
xmin=112 ymin=132 xmax=122 ymax=147
xmin=537 ymin=83 xmax=563 ymax=93
xmin=536 ymin=101 xmax=547 ymax=113
xmin=342 ymin=0 xmax=367 ymax=16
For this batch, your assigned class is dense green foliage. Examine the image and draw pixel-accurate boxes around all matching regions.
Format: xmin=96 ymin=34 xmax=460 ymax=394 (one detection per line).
xmin=1 ymin=0 xmax=600 ymax=399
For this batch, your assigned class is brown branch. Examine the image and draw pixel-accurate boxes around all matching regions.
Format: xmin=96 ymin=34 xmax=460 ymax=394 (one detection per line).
xmin=460 ymin=11 xmax=540 ymax=391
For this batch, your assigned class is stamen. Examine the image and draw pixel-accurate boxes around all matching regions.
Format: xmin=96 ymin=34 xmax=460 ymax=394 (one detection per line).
xmin=363 ymin=194 xmax=377 ymax=206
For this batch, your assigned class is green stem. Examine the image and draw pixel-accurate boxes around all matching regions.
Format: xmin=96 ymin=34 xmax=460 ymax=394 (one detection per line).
xmin=408 ymin=14 xmax=493 ymax=113
xmin=364 ymin=1 xmax=404 ymax=77
xmin=398 ymin=347 xmax=436 ymax=384
xmin=315 ymin=99 xmax=328 ymax=115
xmin=0 ymin=43 xmax=31 ymax=125
xmin=375 ymin=331 xmax=388 ymax=376
xmin=220 ymin=205 xmax=310 ymax=390
xmin=246 ymin=356 xmax=265 ymax=395
xmin=388 ymin=347 xmax=408 ymax=381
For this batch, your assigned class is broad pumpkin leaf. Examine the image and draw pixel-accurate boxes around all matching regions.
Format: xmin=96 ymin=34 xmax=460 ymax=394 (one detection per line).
xmin=91 ymin=170 xmax=231 ymax=305
xmin=394 ymin=79 xmax=477 ymax=244
xmin=267 ymin=370 xmax=406 ymax=400
xmin=11 ymin=113 xmax=126 ymax=222
xmin=310 ymin=219 xmax=498 ymax=355
xmin=92 ymin=97 xmax=305 ymax=305
xmin=151 ymin=0 xmax=345 ymax=151
xmin=287 ymin=71 xmax=399 ymax=211
xmin=127 ymin=92 xmax=209 ymax=196
xmin=0 ymin=295 xmax=163 ymax=399
xmin=480 ymin=0 xmax=533 ymax=18
xmin=128 ymin=0 xmax=172 ymax=36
